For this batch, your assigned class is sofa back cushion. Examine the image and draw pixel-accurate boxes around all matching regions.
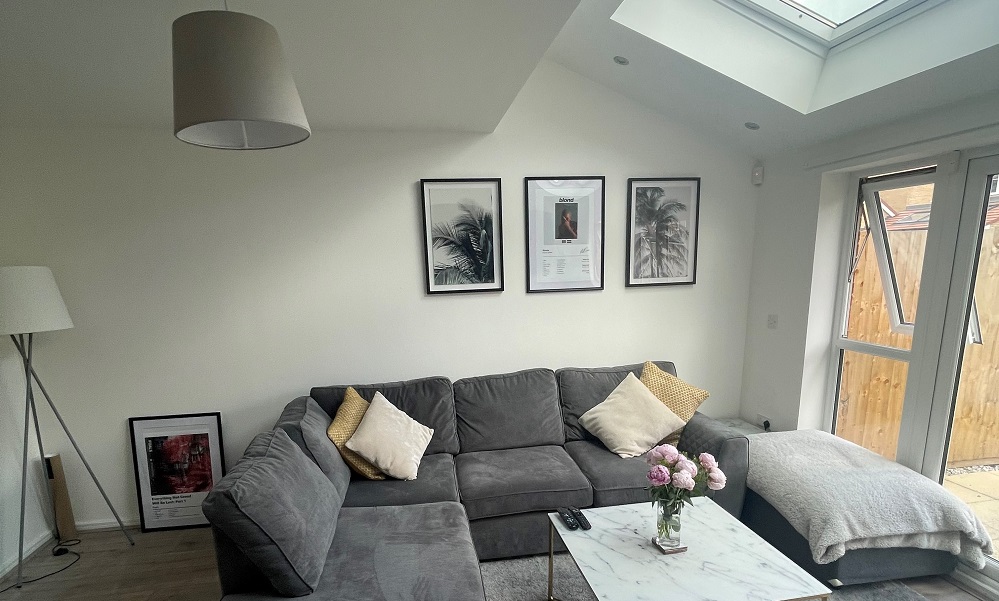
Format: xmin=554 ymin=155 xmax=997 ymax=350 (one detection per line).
xmin=453 ymin=368 xmax=564 ymax=452
xmin=310 ymin=376 xmax=459 ymax=456
xmin=557 ymin=361 xmax=677 ymax=442
xmin=274 ymin=396 xmax=352 ymax=496
xmin=202 ymin=429 xmax=341 ymax=597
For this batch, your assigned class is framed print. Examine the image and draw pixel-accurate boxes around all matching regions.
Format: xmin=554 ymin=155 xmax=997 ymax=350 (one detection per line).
xmin=128 ymin=412 xmax=225 ymax=532
xmin=525 ymin=176 xmax=605 ymax=292
xmin=626 ymin=178 xmax=700 ymax=286
xmin=421 ymin=178 xmax=504 ymax=294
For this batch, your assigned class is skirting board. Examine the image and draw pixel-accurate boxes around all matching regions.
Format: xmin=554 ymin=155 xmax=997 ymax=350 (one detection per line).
xmin=75 ymin=517 xmax=140 ymax=532
xmin=0 ymin=530 xmax=55 ymax=583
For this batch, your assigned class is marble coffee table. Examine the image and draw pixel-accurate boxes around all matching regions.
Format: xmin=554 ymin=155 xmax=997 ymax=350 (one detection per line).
xmin=547 ymin=497 xmax=830 ymax=601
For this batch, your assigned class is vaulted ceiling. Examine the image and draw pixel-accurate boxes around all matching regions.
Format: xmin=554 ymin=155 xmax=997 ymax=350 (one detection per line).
xmin=2 ymin=0 xmax=998 ymax=156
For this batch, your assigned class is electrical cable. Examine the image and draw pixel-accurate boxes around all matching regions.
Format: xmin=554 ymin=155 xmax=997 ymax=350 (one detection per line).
xmin=0 ymin=539 xmax=83 ymax=596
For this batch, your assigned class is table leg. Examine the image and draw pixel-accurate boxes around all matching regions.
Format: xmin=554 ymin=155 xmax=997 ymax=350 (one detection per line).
xmin=548 ymin=522 xmax=562 ymax=601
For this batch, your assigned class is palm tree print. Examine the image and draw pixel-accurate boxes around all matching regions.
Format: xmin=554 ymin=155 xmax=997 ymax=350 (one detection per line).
xmin=632 ymin=187 xmax=689 ymax=279
xmin=432 ymin=202 xmax=495 ymax=284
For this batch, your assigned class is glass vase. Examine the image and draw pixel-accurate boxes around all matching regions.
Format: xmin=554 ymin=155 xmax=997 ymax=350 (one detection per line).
xmin=654 ymin=501 xmax=682 ymax=549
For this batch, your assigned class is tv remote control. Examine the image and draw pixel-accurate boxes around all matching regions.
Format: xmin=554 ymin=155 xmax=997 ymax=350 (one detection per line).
xmin=557 ymin=507 xmax=579 ymax=530
xmin=568 ymin=507 xmax=591 ymax=530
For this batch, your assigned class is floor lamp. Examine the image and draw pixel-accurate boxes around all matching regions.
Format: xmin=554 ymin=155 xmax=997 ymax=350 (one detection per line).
xmin=0 ymin=266 xmax=133 ymax=589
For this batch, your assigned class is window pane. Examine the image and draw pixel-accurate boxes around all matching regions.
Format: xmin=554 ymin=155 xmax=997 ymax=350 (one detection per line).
xmin=835 ymin=350 xmax=910 ymax=460
xmin=844 ymin=202 xmax=913 ymax=350
xmin=944 ymin=174 xmax=999 ymax=558
xmin=879 ymin=183 xmax=934 ymax=323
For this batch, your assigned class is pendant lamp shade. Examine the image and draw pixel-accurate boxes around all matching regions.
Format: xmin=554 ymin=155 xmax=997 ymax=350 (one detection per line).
xmin=172 ymin=10 xmax=310 ymax=149
xmin=0 ymin=267 xmax=73 ymax=336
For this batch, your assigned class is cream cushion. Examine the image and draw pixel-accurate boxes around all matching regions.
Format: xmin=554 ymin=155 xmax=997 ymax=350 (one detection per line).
xmin=579 ymin=373 xmax=686 ymax=458
xmin=345 ymin=392 xmax=434 ymax=480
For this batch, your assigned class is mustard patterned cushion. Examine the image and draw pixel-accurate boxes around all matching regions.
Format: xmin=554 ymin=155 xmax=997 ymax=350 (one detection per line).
xmin=326 ymin=387 xmax=385 ymax=480
xmin=640 ymin=361 xmax=710 ymax=445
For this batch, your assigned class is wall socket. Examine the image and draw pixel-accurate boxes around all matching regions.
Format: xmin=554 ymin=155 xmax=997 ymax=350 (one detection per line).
xmin=767 ymin=314 xmax=778 ymax=330
xmin=756 ymin=413 xmax=771 ymax=429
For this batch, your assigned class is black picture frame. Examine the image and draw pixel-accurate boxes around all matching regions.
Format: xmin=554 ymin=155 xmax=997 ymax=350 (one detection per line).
xmin=128 ymin=412 xmax=225 ymax=533
xmin=420 ymin=178 xmax=504 ymax=295
xmin=524 ymin=176 xmax=606 ymax=293
xmin=626 ymin=177 xmax=700 ymax=287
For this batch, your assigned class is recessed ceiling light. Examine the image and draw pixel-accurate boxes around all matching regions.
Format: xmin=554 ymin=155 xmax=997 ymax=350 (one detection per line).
xmin=744 ymin=122 xmax=761 ymax=130
xmin=613 ymin=56 xmax=630 ymax=66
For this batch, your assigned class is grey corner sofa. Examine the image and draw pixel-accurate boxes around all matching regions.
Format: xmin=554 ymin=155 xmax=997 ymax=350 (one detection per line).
xmin=204 ymin=361 xmax=749 ymax=599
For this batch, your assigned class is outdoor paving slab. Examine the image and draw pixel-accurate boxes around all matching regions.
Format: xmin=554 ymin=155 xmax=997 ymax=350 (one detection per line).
xmin=947 ymin=472 xmax=999 ymax=499
xmin=944 ymin=479 xmax=992 ymax=503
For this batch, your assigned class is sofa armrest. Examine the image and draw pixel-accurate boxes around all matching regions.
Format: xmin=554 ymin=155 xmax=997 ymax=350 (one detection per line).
xmin=677 ymin=412 xmax=748 ymax=519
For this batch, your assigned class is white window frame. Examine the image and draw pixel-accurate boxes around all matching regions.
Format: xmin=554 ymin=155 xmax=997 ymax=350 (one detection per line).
xmin=851 ymin=169 xmax=983 ymax=343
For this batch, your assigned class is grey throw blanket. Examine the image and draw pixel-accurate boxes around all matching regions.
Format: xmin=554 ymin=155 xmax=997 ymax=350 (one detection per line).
xmin=747 ymin=430 xmax=993 ymax=567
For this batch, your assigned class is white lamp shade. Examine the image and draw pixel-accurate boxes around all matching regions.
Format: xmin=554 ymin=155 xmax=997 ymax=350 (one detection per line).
xmin=172 ymin=10 xmax=311 ymax=150
xmin=0 ymin=267 xmax=74 ymax=335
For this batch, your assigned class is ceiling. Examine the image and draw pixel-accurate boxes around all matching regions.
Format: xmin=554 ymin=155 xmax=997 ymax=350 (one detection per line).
xmin=546 ymin=0 xmax=999 ymax=156
xmin=1 ymin=0 xmax=998 ymax=156
xmin=0 ymin=0 xmax=579 ymax=133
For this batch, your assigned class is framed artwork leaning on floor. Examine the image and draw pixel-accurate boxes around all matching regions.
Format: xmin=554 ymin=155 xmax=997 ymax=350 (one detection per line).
xmin=128 ymin=412 xmax=225 ymax=532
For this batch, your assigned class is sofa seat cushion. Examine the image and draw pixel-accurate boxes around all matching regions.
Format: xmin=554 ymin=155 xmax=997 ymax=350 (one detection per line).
xmin=564 ymin=439 xmax=651 ymax=507
xmin=219 ymin=502 xmax=485 ymax=601
xmin=327 ymin=503 xmax=484 ymax=601
xmin=456 ymin=446 xmax=592 ymax=520
xmin=343 ymin=453 xmax=459 ymax=508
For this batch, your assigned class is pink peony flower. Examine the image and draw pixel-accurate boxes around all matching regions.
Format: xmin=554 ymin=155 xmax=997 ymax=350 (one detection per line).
xmin=660 ymin=444 xmax=680 ymax=464
xmin=676 ymin=457 xmax=698 ymax=476
xmin=646 ymin=444 xmax=680 ymax=466
xmin=698 ymin=452 xmax=718 ymax=470
xmin=707 ymin=468 xmax=726 ymax=491
xmin=672 ymin=470 xmax=695 ymax=491
xmin=647 ymin=464 xmax=671 ymax=486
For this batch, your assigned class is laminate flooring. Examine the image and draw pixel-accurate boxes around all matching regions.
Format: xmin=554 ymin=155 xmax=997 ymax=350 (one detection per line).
xmin=0 ymin=528 xmax=987 ymax=600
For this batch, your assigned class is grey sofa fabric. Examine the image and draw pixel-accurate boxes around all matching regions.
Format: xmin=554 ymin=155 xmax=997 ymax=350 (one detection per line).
xmin=564 ymin=439 xmax=651 ymax=507
xmin=677 ymin=412 xmax=748 ymax=518
xmin=556 ymin=361 xmax=676 ymax=443
xmin=453 ymin=368 xmax=564 ymax=452
xmin=343 ymin=453 xmax=459 ymax=508
xmin=456 ymin=445 xmax=592 ymax=520
xmin=309 ymin=376 xmax=459 ymax=455
xmin=470 ymin=511 xmax=567 ymax=561
xmin=274 ymin=396 xmax=350 ymax=493
xmin=742 ymin=489 xmax=958 ymax=586
xmin=203 ymin=429 xmax=342 ymax=597
xmin=223 ymin=503 xmax=486 ymax=601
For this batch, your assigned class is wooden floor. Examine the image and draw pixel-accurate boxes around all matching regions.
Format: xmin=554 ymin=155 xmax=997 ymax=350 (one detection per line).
xmin=0 ymin=528 xmax=221 ymax=601
xmin=0 ymin=528 xmax=986 ymax=600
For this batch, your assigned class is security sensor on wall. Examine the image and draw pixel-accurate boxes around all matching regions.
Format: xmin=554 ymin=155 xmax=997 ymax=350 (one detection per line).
xmin=752 ymin=161 xmax=764 ymax=186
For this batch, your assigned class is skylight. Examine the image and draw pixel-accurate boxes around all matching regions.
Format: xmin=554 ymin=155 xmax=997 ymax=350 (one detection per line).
xmin=730 ymin=0 xmax=947 ymax=47
xmin=781 ymin=0 xmax=888 ymax=27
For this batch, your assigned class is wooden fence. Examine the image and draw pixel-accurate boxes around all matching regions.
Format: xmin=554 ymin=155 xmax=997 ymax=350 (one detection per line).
xmin=836 ymin=223 xmax=999 ymax=466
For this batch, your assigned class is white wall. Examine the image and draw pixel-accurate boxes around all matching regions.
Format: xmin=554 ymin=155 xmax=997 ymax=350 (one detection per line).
xmin=0 ymin=59 xmax=758 ymax=569
xmin=740 ymin=92 xmax=999 ymax=432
